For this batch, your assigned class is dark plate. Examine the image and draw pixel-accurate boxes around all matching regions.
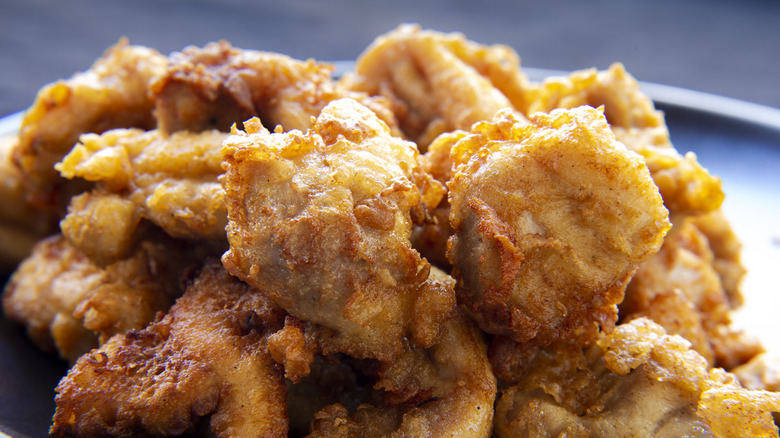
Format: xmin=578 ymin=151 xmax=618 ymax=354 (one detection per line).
xmin=1 ymin=73 xmax=780 ymax=438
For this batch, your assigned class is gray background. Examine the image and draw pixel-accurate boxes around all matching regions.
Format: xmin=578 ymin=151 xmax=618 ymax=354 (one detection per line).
xmin=1 ymin=0 xmax=779 ymax=117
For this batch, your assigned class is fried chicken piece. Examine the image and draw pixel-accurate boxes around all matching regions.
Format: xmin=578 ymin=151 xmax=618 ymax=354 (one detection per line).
xmin=306 ymin=310 xmax=496 ymax=438
xmin=150 ymin=40 xmax=396 ymax=135
xmin=1 ymin=233 xmax=210 ymax=363
xmin=688 ymin=209 xmax=746 ymax=308
xmin=494 ymin=318 xmax=780 ymax=438
xmin=732 ymin=353 xmax=780 ymax=392
xmin=409 ymin=130 xmax=466 ymax=270
xmin=527 ymin=63 xmax=724 ymax=216
xmin=14 ymin=39 xmax=167 ymax=209
xmin=0 ymin=134 xmax=57 ymax=271
xmin=56 ymin=128 xmax=229 ymax=266
xmin=221 ymin=98 xmax=452 ymax=362
xmin=448 ymin=106 xmax=670 ymax=348
xmin=621 ymin=215 xmax=763 ymax=369
xmin=344 ymin=24 xmax=532 ymax=149
xmin=50 ymin=260 xmax=288 ymax=438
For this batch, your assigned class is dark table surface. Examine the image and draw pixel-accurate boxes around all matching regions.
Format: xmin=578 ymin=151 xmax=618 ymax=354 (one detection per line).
xmin=1 ymin=0 xmax=779 ymax=117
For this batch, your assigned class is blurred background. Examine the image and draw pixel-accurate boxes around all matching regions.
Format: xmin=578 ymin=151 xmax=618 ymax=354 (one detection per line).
xmin=1 ymin=0 xmax=779 ymax=116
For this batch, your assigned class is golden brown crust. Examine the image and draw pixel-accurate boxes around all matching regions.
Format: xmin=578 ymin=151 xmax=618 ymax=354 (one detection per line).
xmin=0 ymin=134 xmax=58 ymax=270
xmin=345 ymin=24 xmax=532 ymax=149
xmin=50 ymin=260 xmax=289 ymax=438
xmin=2 ymin=234 xmax=192 ymax=363
xmin=526 ymin=63 xmax=724 ymax=216
xmin=56 ymin=128 xmax=229 ymax=265
xmin=221 ymin=98 xmax=452 ymax=362
xmin=621 ymin=215 xmax=763 ymax=369
xmin=151 ymin=40 xmax=397 ymax=135
xmin=14 ymin=39 xmax=167 ymax=209
xmin=448 ymin=107 xmax=670 ymax=348
xmin=307 ymin=311 xmax=497 ymax=438
xmin=495 ymin=318 xmax=780 ymax=438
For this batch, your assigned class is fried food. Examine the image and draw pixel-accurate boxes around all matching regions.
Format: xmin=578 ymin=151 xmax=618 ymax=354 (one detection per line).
xmin=50 ymin=260 xmax=288 ymax=438
xmin=3 ymin=27 xmax=779 ymax=438
xmin=14 ymin=39 xmax=167 ymax=209
xmin=526 ymin=63 xmax=724 ymax=216
xmin=0 ymin=134 xmax=57 ymax=271
xmin=494 ymin=318 xmax=780 ymax=438
xmin=56 ymin=128 xmax=229 ymax=266
xmin=621 ymin=214 xmax=763 ymax=369
xmin=221 ymin=98 xmax=452 ymax=362
xmin=306 ymin=310 xmax=496 ymax=438
xmin=1 ymin=234 xmax=204 ymax=363
xmin=409 ymin=130 xmax=466 ymax=270
xmin=732 ymin=352 xmax=780 ymax=392
xmin=448 ymin=106 xmax=670 ymax=348
xmin=345 ymin=24 xmax=532 ymax=149
xmin=151 ymin=40 xmax=396 ymax=135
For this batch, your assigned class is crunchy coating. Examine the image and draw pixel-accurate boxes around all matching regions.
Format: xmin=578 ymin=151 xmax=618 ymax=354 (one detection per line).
xmin=526 ymin=63 xmax=724 ymax=216
xmin=56 ymin=128 xmax=228 ymax=265
xmin=221 ymin=98 xmax=452 ymax=362
xmin=732 ymin=352 xmax=780 ymax=392
xmin=306 ymin=310 xmax=496 ymax=438
xmin=1 ymin=234 xmax=194 ymax=363
xmin=345 ymin=24 xmax=532 ymax=149
xmin=494 ymin=318 xmax=780 ymax=438
xmin=14 ymin=39 xmax=167 ymax=209
xmin=151 ymin=40 xmax=396 ymax=135
xmin=621 ymin=214 xmax=763 ymax=369
xmin=409 ymin=130 xmax=466 ymax=270
xmin=0 ymin=134 xmax=57 ymax=270
xmin=50 ymin=260 xmax=288 ymax=438
xmin=448 ymin=107 xmax=670 ymax=347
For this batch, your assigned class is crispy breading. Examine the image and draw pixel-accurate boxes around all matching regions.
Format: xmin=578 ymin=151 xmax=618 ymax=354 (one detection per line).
xmin=150 ymin=40 xmax=397 ymax=135
xmin=409 ymin=130 xmax=467 ymax=271
xmin=221 ymin=98 xmax=452 ymax=362
xmin=307 ymin=310 xmax=496 ymax=438
xmin=14 ymin=39 xmax=167 ymax=209
xmin=344 ymin=24 xmax=532 ymax=149
xmin=494 ymin=318 xmax=780 ymax=438
xmin=0 ymin=134 xmax=57 ymax=270
xmin=50 ymin=260 xmax=289 ymax=438
xmin=56 ymin=128 xmax=228 ymax=265
xmin=527 ymin=63 xmax=724 ymax=216
xmin=732 ymin=352 xmax=780 ymax=392
xmin=1 ymin=234 xmax=205 ymax=363
xmin=621 ymin=215 xmax=763 ymax=369
xmin=448 ymin=106 xmax=670 ymax=348
xmin=688 ymin=209 xmax=746 ymax=308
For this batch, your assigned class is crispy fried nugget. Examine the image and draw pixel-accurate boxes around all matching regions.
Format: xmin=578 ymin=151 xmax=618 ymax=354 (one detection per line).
xmin=621 ymin=214 xmax=763 ymax=369
xmin=494 ymin=318 xmax=780 ymax=438
xmin=221 ymin=98 xmax=452 ymax=362
xmin=50 ymin=260 xmax=288 ymax=438
xmin=1 ymin=234 xmax=202 ymax=363
xmin=0 ymin=134 xmax=57 ymax=270
xmin=56 ymin=128 xmax=228 ymax=265
xmin=14 ymin=39 xmax=167 ymax=208
xmin=306 ymin=310 xmax=496 ymax=438
xmin=527 ymin=63 xmax=724 ymax=215
xmin=448 ymin=107 xmax=670 ymax=348
xmin=345 ymin=24 xmax=532 ymax=149
xmin=151 ymin=40 xmax=396 ymax=135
